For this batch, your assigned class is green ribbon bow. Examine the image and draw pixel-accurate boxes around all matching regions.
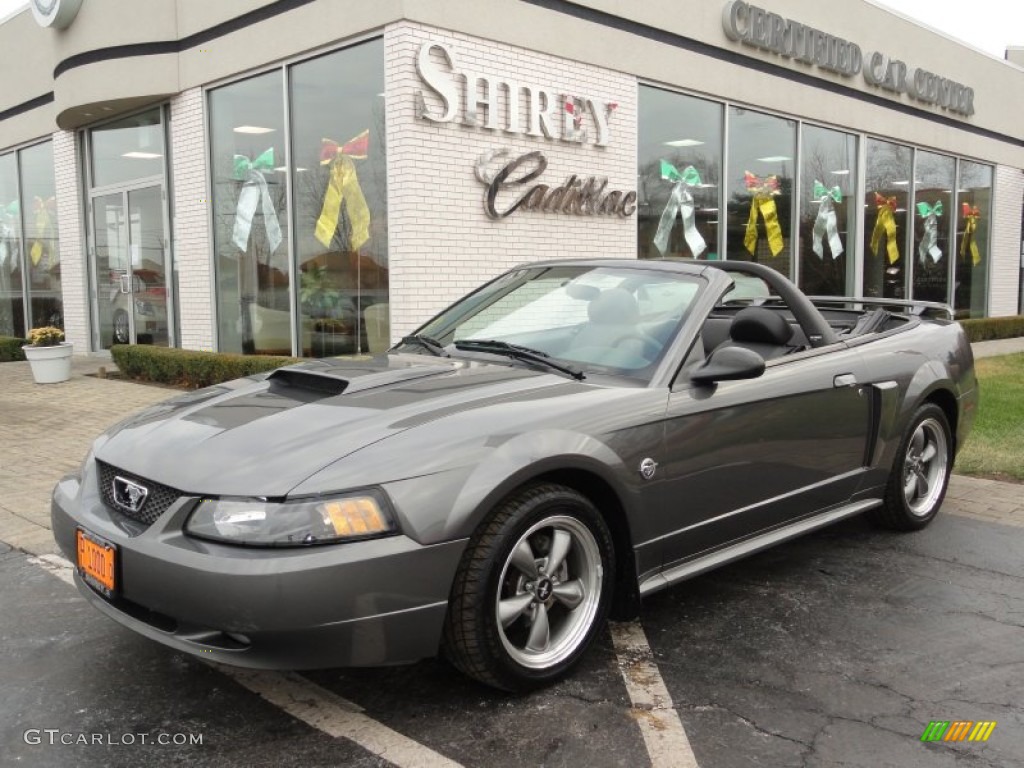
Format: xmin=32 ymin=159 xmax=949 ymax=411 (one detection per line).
xmin=654 ymin=161 xmax=706 ymax=257
xmin=2 ymin=200 xmax=18 ymax=217
xmin=661 ymin=160 xmax=702 ymax=187
xmin=230 ymin=148 xmax=283 ymax=257
xmin=811 ymin=180 xmax=844 ymax=259
xmin=813 ymin=181 xmax=842 ymax=203
xmin=916 ymin=200 xmax=944 ymax=264
xmin=232 ymin=148 xmax=275 ymax=180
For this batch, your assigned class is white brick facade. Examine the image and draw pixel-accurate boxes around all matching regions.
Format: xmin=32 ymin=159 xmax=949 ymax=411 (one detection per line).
xmin=990 ymin=165 xmax=1023 ymax=317
xmin=170 ymin=88 xmax=215 ymax=350
xmin=384 ymin=22 xmax=638 ymax=341
xmin=53 ymin=130 xmax=89 ymax=352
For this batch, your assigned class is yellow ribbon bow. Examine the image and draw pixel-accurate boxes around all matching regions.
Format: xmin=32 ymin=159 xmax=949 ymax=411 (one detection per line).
xmin=31 ymin=196 xmax=56 ymax=267
xmin=960 ymin=203 xmax=981 ymax=266
xmin=869 ymin=193 xmax=900 ymax=264
xmin=742 ymin=172 xmax=784 ymax=257
xmin=315 ymin=131 xmax=371 ymax=251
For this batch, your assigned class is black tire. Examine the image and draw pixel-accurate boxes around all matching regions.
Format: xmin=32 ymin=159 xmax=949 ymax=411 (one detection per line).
xmin=442 ymin=483 xmax=615 ymax=692
xmin=869 ymin=403 xmax=953 ymax=531
xmin=113 ymin=310 xmax=130 ymax=345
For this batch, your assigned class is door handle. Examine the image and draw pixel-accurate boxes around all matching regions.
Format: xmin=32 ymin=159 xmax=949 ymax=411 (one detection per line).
xmin=833 ymin=373 xmax=858 ymax=388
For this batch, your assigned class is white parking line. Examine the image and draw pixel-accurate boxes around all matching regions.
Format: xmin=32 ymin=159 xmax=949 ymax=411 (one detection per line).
xmin=216 ymin=667 xmax=463 ymax=768
xmin=610 ymin=621 xmax=700 ymax=768
xmin=25 ymin=553 xmax=463 ymax=767
xmin=27 ymin=554 xmax=75 ymax=586
xmin=24 ymin=554 xmax=694 ymax=767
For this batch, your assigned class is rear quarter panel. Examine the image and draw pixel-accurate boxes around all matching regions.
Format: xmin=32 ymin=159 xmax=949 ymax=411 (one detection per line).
xmin=847 ymin=319 xmax=976 ymax=492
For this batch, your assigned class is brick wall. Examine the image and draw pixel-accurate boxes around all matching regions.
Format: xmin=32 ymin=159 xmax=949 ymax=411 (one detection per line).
xmin=52 ymin=130 xmax=88 ymax=352
xmin=170 ymin=87 xmax=215 ymax=350
xmin=990 ymin=165 xmax=1023 ymax=316
xmin=384 ymin=22 xmax=638 ymax=341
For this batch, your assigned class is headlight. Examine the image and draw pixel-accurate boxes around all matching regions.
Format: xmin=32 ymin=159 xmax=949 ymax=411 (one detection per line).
xmin=185 ymin=490 xmax=397 ymax=547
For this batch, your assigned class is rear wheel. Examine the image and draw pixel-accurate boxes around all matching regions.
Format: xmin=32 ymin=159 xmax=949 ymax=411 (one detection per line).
xmin=870 ymin=403 xmax=952 ymax=531
xmin=443 ymin=483 xmax=614 ymax=691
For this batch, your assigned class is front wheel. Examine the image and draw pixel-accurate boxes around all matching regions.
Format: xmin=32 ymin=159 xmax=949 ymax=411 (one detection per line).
xmin=112 ymin=310 xmax=130 ymax=345
xmin=870 ymin=403 xmax=952 ymax=531
xmin=442 ymin=483 xmax=615 ymax=691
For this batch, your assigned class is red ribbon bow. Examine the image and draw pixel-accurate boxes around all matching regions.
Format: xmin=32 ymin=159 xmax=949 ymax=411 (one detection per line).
xmin=962 ymin=203 xmax=980 ymax=218
xmin=319 ymin=130 xmax=369 ymax=164
xmin=744 ymin=172 xmax=779 ymax=193
xmin=875 ymin=193 xmax=897 ymax=211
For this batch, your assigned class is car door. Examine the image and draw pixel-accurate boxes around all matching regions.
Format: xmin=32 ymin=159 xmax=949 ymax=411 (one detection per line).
xmin=653 ymin=342 xmax=872 ymax=570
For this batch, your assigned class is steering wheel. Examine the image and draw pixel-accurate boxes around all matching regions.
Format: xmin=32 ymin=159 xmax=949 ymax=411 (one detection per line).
xmin=611 ymin=332 xmax=662 ymax=361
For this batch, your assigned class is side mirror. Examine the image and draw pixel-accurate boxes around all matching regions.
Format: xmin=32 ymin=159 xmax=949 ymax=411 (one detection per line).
xmin=690 ymin=345 xmax=766 ymax=385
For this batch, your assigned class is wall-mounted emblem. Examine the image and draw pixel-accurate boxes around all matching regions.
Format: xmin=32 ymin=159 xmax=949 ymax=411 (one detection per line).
xmin=474 ymin=149 xmax=636 ymax=219
xmin=30 ymin=0 xmax=83 ymax=29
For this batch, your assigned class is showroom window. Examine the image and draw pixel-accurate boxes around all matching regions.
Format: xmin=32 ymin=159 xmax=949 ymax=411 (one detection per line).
xmin=290 ymin=41 xmax=388 ymax=356
xmin=862 ymin=139 xmax=912 ymax=300
xmin=637 ymin=86 xmax=722 ymax=260
xmin=0 ymin=152 xmax=21 ymax=337
xmin=0 ymin=141 xmax=60 ymax=338
xmin=726 ymin=108 xmax=796 ymax=278
xmin=210 ymin=38 xmax=386 ymax=357
xmin=911 ymin=151 xmax=955 ymax=305
xmin=210 ymin=69 xmax=288 ymax=355
xmin=798 ymin=125 xmax=857 ymax=296
xmin=954 ymin=161 xmax=992 ymax=318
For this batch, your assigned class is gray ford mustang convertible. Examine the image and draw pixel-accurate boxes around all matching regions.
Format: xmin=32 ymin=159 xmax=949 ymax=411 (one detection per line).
xmin=53 ymin=258 xmax=977 ymax=691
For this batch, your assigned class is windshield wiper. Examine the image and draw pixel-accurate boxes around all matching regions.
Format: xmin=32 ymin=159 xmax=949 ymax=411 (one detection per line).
xmin=398 ymin=334 xmax=450 ymax=357
xmin=453 ymin=339 xmax=585 ymax=380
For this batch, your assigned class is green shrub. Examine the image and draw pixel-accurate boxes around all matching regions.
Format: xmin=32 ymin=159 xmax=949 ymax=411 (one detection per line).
xmin=0 ymin=336 xmax=28 ymax=362
xmin=959 ymin=315 xmax=1024 ymax=343
xmin=110 ymin=345 xmax=301 ymax=389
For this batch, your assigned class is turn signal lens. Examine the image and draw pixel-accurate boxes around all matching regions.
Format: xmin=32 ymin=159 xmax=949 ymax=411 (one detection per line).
xmin=322 ymin=497 xmax=388 ymax=536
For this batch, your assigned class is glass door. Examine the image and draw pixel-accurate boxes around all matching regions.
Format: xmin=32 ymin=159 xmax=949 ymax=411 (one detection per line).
xmin=91 ymin=185 xmax=169 ymax=348
xmin=127 ymin=186 xmax=169 ymax=346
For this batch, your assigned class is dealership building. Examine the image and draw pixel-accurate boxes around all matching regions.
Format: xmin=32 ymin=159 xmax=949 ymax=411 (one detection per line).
xmin=1 ymin=0 xmax=1022 ymax=358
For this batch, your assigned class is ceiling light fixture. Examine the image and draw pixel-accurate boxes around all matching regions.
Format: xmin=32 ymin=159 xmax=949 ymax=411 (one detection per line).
xmin=234 ymin=126 xmax=276 ymax=134
xmin=663 ymin=139 xmax=705 ymax=148
xmin=122 ymin=151 xmax=162 ymax=159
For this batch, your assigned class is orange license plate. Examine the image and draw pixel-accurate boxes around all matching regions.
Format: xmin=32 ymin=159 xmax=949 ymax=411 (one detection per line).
xmin=77 ymin=529 xmax=116 ymax=594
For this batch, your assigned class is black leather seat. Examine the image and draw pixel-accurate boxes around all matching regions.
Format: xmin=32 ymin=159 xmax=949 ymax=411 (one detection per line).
xmin=715 ymin=306 xmax=795 ymax=360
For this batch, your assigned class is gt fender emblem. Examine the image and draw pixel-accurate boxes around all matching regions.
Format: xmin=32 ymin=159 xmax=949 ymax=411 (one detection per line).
xmin=639 ymin=458 xmax=658 ymax=480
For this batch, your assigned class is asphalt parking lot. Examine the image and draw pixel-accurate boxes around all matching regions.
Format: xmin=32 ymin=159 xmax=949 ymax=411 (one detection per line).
xmin=1 ymin=357 xmax=1022 ymax=767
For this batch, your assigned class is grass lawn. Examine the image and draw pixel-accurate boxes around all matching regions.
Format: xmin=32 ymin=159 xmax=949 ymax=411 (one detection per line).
xmin=955 ymin=352 xmax=1024 ymax=482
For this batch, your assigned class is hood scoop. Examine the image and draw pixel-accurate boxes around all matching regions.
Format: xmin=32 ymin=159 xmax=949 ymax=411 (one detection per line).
xmin=267 ymin=362 xmax=455 ymax=397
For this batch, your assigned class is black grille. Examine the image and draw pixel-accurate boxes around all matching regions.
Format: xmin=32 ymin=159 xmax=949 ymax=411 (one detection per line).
xmin=96 ymin=460 xmax=183 ymax=526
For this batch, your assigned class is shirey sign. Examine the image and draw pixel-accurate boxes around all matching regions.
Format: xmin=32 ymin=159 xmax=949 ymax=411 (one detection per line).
xmin=415 ymin=40 xmax=636 ymax=220
xmin=722 ymin=0 xmax=976 ymax=116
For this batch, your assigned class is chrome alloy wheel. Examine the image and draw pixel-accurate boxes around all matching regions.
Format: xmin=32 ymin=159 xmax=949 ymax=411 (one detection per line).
xmin=495 ymin=515 xmax=603 ymax=670
xmin=903 ymin=416 xmax=949 ymax=517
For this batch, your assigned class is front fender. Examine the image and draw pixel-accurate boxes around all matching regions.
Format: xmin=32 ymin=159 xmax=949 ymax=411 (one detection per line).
xmin=381 ymin=429 xmax=642 ymax=546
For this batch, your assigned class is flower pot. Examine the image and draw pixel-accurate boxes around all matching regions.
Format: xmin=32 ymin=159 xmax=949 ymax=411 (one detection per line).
xmin=22 ymin=342 xmax=74 ymax=384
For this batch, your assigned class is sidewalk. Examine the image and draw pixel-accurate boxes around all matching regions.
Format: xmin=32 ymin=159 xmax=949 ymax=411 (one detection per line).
xmin=0 ymin=343 xmax=1021 ymax=557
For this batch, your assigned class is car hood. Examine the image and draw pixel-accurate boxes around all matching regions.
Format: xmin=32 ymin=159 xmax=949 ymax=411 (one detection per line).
xmin=95 ymin=355 xmax=588 ymax=497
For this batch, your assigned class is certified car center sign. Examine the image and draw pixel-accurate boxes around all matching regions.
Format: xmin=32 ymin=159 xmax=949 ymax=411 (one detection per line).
xmin=415 ymin=39 xmax=636 ymax=220
xmin=31 ymin=0 xmax=83 ymax=29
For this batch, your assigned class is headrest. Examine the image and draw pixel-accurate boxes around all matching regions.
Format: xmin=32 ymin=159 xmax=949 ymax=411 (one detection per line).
xmin=588 ymin=287 xmax=639 ymax=325
xmin=729 ymin=307 xmax=793 ymax=346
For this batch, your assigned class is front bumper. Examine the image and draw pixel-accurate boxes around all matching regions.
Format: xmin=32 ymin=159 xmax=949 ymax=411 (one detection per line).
xmin=52 ymin=472 xmax=467 ymax=669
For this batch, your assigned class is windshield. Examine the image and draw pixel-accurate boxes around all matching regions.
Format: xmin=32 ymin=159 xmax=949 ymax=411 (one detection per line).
xmin=409 ymin=265 xmax=703 ymax=379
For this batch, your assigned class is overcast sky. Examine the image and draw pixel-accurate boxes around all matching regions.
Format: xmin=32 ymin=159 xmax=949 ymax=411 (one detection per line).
xmin=0 ymin=0 xmax=1019 ymax=58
